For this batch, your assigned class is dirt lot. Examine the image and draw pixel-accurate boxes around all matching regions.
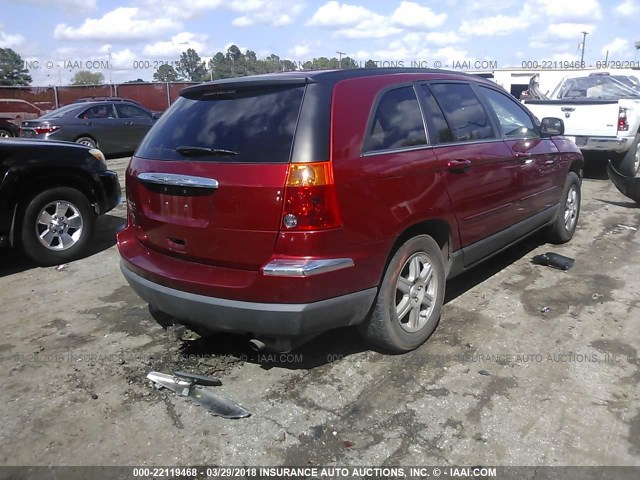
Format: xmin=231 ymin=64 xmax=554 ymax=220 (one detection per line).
xmin=0 ymin=156 xmax=638 ymax=467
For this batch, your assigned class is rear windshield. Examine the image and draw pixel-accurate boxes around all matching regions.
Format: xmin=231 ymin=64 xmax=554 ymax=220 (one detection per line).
xmin=136 ymin=85 xmax=305 ymax=163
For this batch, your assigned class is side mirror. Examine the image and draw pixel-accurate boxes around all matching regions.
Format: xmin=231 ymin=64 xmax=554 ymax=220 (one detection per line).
xmin=540 ymin=117 xmax=564 ymax=136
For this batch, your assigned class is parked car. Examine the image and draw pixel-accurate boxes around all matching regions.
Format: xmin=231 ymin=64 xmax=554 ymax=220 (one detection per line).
xmin=70 ymin=96 xmax=163 ymax=117
xmin=19 ymin=101 xmax=158 ymax=155
xmin=0 ymin=138 xmax=121 ymax=265
xmin=0 ymin=98 xmax=45 ymax=125
xmin=0 ymin=118 xmax=19 ymax=137
xmin=118 ymin=68 xmax=583 ymax=353
xmin=523 ymin=72 xmax=640 ymax=176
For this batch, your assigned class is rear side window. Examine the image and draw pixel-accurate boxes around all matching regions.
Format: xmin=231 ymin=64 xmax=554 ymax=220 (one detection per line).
xmin=363 ymin=86 xmax=427 ymax=153
xmin=116 ymin=104 xmax=151 ymax=119
xmin=478 ymin=86 xmax=538 ymax=139
xmin=136 ymin=86 xmax=305 ymax=163
xmin=430 ymin=83 xmax=495 ymax=142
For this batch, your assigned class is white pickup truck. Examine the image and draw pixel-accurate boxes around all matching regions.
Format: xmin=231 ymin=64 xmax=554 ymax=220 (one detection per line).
xmin=523 ymin=72 xmax=640 ymax=176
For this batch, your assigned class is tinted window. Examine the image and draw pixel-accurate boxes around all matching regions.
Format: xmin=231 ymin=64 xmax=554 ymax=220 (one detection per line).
xmin=420 ymin=85 xmax=453 ymax=144
xmin=364 ymin=86 xmax=426 ymax=153
xmin=40 ymin=104 xmax=84 ymax=119
xmin=479 ymin=86 xmax=538 ymax=139
xmin=80 ymin=104 xmax=116 ymax=119
xmin=430 ymin=83 xmax=495 ymax=142
xmin=137 ymin=86 xmax=304 ymax=163
xmin=116 ymin=104 xmax=151 ymax=119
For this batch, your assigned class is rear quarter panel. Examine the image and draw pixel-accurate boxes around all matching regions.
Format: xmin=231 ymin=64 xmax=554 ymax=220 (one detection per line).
xmin=330 ymin=75 xmax=460 ymax=250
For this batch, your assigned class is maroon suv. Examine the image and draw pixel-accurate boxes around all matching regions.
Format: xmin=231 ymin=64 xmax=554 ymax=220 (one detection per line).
xmin=117 ymin=68 xmax=583 ymax=352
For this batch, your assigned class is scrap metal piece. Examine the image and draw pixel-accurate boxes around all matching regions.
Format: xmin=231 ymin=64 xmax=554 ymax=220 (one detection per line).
xmin=532 ymin=252 xmax=574 ymax=270
xmin=147 ymin=371 xmax=250 ymax=419
xmin=174 ymin=370 xmax=222 ymax=387
xmin=607 ymin=161 xmax=640 ymax=204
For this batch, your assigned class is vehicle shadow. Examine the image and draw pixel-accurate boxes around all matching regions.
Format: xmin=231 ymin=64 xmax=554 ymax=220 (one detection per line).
xmin=583 ymin=152 xmax=611 ymax=180
xmin=177 ymin=233 xmax=547 ymax=371
xmin=0 ymin=213 xmax=126 ymax=278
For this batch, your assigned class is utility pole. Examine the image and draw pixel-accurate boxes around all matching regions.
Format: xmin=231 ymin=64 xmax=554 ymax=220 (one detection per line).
xmin=580 ymin=31 xmax=589 ymax=66
xmin=336 ymin=51 xmax=345 ymax=68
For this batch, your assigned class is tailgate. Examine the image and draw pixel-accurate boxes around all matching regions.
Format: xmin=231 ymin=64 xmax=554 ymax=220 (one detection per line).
xmin=127 ymin=158 xmax=288 ymax=270
xmin=524 ymin=100 xmax=620 ymax=137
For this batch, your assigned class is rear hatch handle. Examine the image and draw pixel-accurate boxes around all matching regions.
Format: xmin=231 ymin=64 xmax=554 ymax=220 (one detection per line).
xmin=137 ymin=172 xmax=219 ymax=195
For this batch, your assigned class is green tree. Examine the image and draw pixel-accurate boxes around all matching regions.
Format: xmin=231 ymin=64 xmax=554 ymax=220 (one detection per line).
xmin=124 ymin=78 xmax=145 ymax=83
xmin=365 ymin=59 xmax=378 ymax=68
xmin=153 ymin=64 xmax=179 ymax=82
xmin=71 ymin=71 xmax=104 ymax=85
xmin=177 ymin=48 xmax=207 ymax=82
xmin=0 ymin=48 xmax=32 ymax=86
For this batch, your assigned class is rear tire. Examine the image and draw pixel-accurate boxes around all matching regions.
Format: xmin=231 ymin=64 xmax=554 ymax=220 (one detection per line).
xmin=21 ymin=187 xmax=95 ymax=265
xmin=547 ymin=172 xmax=581 ymax=244
xmin=75 ymin=136 xmax=97 ymax=148
xmin=0 ymin=128 xmax=13 ymax=138
xmin=361 ymin=235 xmax=445 ymax=353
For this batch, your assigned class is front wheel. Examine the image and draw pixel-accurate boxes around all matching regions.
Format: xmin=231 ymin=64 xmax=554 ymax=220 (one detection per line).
xmin=361 ymin=235 xmax=446 ymax=353
xmin=614 ymin=133 xmax=640 ymax=177
xmin=547 ymin=172 xmax=581 ymax=244
xmin=0 ymin=128 xmax=13 ymax=138
xmin=21 ymin=187 xmax=96 ymax=265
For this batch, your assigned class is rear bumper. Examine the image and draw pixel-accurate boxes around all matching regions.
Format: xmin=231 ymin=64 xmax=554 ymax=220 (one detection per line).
xmin=574 ymin=136 xmax=630 ymax=153
xmin=120 ymin=260 xmax=377 ymax=337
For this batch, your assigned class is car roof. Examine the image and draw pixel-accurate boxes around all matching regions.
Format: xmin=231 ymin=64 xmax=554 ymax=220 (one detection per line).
xmin=181 ymin=68 xmax=496 ymax=97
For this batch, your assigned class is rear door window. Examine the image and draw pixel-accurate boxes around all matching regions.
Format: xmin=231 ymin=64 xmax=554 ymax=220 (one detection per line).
xmin=136 ymin=85 xmax=305 ymax=163
xmin=115 ymin=104 xmax=152 ymax=119
xmin=363 ymin=86 xmax=427 ymax=153
xmin=478 ymin=86 xmax=538 ymax=139
xmin=430 ymin=83 xmax=496 ymax=142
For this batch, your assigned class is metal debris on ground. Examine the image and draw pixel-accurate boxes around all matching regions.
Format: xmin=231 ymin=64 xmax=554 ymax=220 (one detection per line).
xmin=540 ymin=306 xmax=551 ymax=313
xmin=531 ymin=252 xmax=575 ymax=270
xmin=617 ymin=224 xmax=638 ymax=231
xmin=147 ymin=371 xmax=250 ymax=419
xmin=54 ymin=264 xmax=67 ymax=271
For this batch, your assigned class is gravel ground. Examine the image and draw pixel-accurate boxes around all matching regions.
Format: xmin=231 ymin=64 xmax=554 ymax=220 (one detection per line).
xmin=0 ymin=157 xmax=638 ymax=468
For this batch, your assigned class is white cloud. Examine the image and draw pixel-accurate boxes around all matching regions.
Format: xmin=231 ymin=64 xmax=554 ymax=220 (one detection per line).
xmin=552 ymin=52 xmax=580 ymax=62
xmin=529 ymin=40 xmax=552 ymax=49
xmin=54 ymin=7 xmax=181 ymax=42
xmin=7 ymin=0 xmax=97 ymax=14
xmin=422 ymin=31 xmax=463 ymax=46
xmin=460 ymin=15 xmax=525 ymax=36
xmin=232 ymin=1 xmax=305 ymax=26
xmin=615 ymin=0 xmax=639 ymax=15
xmin=433 ymin=46 xmax=470 ymax=65
xmin=545 ymin=23 xmax=595 ymax=40
xmin=289 ymin=43 xmax=312 ymax=58
xmin=308 ymin=1 xmax=445 ymax=38
xmin=601 ymin=38 xmax=630 ymax=57
xmin=390 ymin=2 xmax=447 ymax=29
xmin=534 ymin=0 xmax=602 ymax=22
xmin=307 ymin=1 xmax=375 ymax=27
xmin=0 ymin=30 xmax=25 ymax=49
xmin=143 ymin=32 xmax=209 ymax=57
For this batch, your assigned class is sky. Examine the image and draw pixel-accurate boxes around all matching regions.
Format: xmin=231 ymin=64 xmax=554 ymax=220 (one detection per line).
xmin=1 ymin=0 xmax=639 ymax=85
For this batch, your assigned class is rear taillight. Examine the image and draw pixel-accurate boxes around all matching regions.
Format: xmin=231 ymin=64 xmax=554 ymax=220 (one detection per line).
xmin=282 ymin=162 xmax=341 ymax=231
xmin=618 ymin=107 xmax=629 ymax=132
xmin=32 ymin=125 xmax=61 ymax=135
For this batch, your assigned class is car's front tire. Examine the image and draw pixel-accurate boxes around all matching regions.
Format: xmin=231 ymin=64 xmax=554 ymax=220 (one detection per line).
xmin=21 ymin=187 xmax=96 ymax=265
xmin=547 ymin=171 xmax=581 ymax=244
xmin=614 ymin=133 xmax=640 ymax=177
xmin=362 ymin=234 xmax=446 ymax=353
xmin=0 ymin=128 xmax=13 ymax=138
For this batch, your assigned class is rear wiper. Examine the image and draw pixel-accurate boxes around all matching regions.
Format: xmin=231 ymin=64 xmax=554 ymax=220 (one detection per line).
xmin=176 ymin=146 xmax=239 ymax=156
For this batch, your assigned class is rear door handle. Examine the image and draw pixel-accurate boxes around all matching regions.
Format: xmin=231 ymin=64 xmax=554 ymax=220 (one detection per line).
xmin=447 ymin=159 xmax=472 ymax=173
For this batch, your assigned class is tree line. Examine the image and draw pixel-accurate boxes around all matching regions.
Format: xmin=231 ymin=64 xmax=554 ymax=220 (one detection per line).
xmin=0 ymin=46 xmax=378 ymax=86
